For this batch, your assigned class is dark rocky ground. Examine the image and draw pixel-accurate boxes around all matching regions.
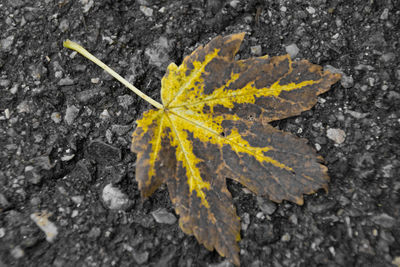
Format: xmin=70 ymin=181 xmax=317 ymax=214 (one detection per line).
xmin=1 ymin=0 xmax=399 ymax=266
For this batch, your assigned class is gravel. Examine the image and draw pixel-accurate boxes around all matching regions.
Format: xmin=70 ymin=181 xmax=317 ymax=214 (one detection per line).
xmin=0 ymin=1 xmax=399 ymax=266
xmin=285 ymin=43 xmax=300 ymax=58
xmin=151 ymin=208 xmax=177 ymax=225
xmin=326 ymin=128 xmax=346 ymax=144
xmin=102 ymin=184 xmax=133 ymax=211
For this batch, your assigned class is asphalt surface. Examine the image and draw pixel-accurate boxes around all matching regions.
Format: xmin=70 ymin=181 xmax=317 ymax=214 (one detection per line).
xmin=0 ymin=1 xmax=399 ymax=266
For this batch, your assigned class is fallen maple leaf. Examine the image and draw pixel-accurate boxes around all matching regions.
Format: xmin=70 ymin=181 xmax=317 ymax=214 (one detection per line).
xmin=64 ymin=33 xmax=341 ymax=266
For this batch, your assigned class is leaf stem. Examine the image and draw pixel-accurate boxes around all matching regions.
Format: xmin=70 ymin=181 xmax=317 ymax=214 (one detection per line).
xmin=63 ymin=40 xmax=164 ymax=110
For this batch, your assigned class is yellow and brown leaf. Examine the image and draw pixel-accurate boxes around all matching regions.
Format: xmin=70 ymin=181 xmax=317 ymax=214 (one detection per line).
xmin=131 ymin=33 xmax=341 ymax=266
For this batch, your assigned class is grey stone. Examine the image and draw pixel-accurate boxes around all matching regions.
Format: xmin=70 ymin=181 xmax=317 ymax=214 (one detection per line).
xmin=0 ymin=193 xmax=11 ymax=210
xmin=229 ymin=0 xmax=240 ymax=9
xmin=87 ymin=227 xmax=101 ymax=239
xmin=0 ymin=79 xmax=10 ymax=87
xmin=281 ymin=233 xmax=291 ymax=242
xmin=70 ymin=159 xmax=93 ymax=183
xmin=371 ymin=213 xmax=396 ymax=228
xmin=88 ymin=140 xmax=121 ymax=163
xmin=111 ymin=124 xmax=132 ymax=136
xmin=10 ymin=246 xmax=24 ymax=259
xmin=308 ymin=201 xmax=336 ymax=213
xmin=340 ymin=75 xmax=354 ymax=89
xmin=380 ymin=52 xmax=396 ymax=62
xmin=0 ymin=227 xmax=5 ymax=238
xmin=30 ymin=197 xmax=41 ymax=206
xmin=327 ymin=128 xmax=346 ymax=144
xmin=145 ymin=36 xmax=171 ymax=70
xmin=257 ymin=197 xmax=277 ymax=215
xmin=58 ymin=19 xmax=69 ymax=32
xmin=358 ymin=239 xmax=375 ymax=255
xmin=17 ymin=100 xmax=31 ymax=113
xmin=81 ymin=0 xmax=94 ymax=13
xmin=102 ymin=184 xmax=133 ymax=210
xmin=255 ymin=224 xmax=275 ymax=245
xmin=132 ymin=250 xmax=149 ymax=264
xmin=117 ymin=94 xmax=134 ymax=109
xmin=338 ymin=196 xmax=350 ymax=206
xmin=100 ymin=109 xmax=111 ymax=120
xmin=51 ymin=112 xmax=62 ymax=123
xmin=25 ymin=166 xmax=42 ymax=184
xmin=380 ymin=8 xmax=389 ymax=20
xmin=345 ymin=110 xmax=367 ymax=119
xmin=58 ymin=77 xmax=75 ymax=86
xmin=71 ymin=196 xmax=84 ymax=205
xmin=140 ymin=6 xmax=153 ymax=17
xmin=31 ymin=156 xmax=54 ymax=170
xmin=151 ymin=208 xmax=177 ymax=225
xmin=250 ymin=45 xmax=262 ymax=56
xmin=285 ymin=43 xmax=299 ymax=58
xmin=306 ymin=6 xmax=316 ymax=14
xmin=0 ymin=35 xmax=14 ymax=52
xmin=64 ymin=105 xmax=80 ymax=125
xmin=30 ymin=212 xmax=59 ymax=242
xmin=241 ymin=213 xmax=250 ymax=231
xmin=76 ymin=89 xmax=101 ymax=103
xmin=289 ymin=214 xmax=298 ymax=225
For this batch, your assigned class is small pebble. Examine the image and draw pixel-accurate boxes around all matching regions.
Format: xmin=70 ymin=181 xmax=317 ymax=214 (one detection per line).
xmin=17 ymin=100 xmax=31 ymax=113
xmin=341 ymin=75 xmax=354 ymax=88
xmin=64 ymin=105 xmax=80 ymax=125
xmin=392 ymin=257 xmax=400 ymax=267
xmin=380 ymin=52 xmax=396 ymax=63
xmin=0 ymin=35 xmax=14 ymax=52
xmin=10 ymin=84 xmax=18 ymax=94
xmin=371 ymin=213 xmax=396 ymax=228
xmin=100 ymin=109 xmax=110 ymax=120
xmin=51 ymin=112 xmax=62 ymax=123
xmin=132 ymin=250 xmax=149 ymax=265
xmin=285 ymin=43 xmax=299 ymax=58
xmin=81 ymin=0 xmax=94 ymax=13
xmin=58 ymin=77 xmax=74 ymax=86
xmin=91 ymin=77 xmax=100 ymax=84
xmin=140 ymin=6 xmax=153 ymax=17
xmin=151 ymin=208 xmax=177 ymax=225
xmin=306 ymin=6 xmax=316 ymax=14
xmin=380 ymin=8 xmax=389 ymax=20
xmin=71 ymin=210 xmax=79 ymax=218
xmin=58 ymin=19 xmax=69 ymax=32
xmin=326 ymin=128 xmax=346 ymax=144
xmin=281 ymin=233 xmax=291 ymax=242
xmin=71 ymin=196 xmax=84 ymax=205
xmin=102 ymin=184 xmax=133 ymax=210
xmin=241 ymin=213 xmax=250 ymax=231
xmin=118 ymin=94 xmax=134 ymax=109
xmin=250 ymin=45 xmax=262 ymax=56
xmin=230 ymin=0 xmax=240 ymax=9
xmin=30 ymin=212 xmax=58 ymax=242
xmin=315 ymin=143 xmax=321 ymax=151
xmin=88 ymin=140 xmax=121 ymax=163
xmin=4 ymin=109 xmax=10 ymax=119
xmin=257 ymin=197 xmax=277 ymax=215
xmin=0 ymin=79 xmax=10 ymax=87
xmin=0 ymin=227 xmax=5 ymax=238
xmin=10 ymin=246 xmax=24 ymax=259
xmin=289 ymin=214 xmax=298 ymax=225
